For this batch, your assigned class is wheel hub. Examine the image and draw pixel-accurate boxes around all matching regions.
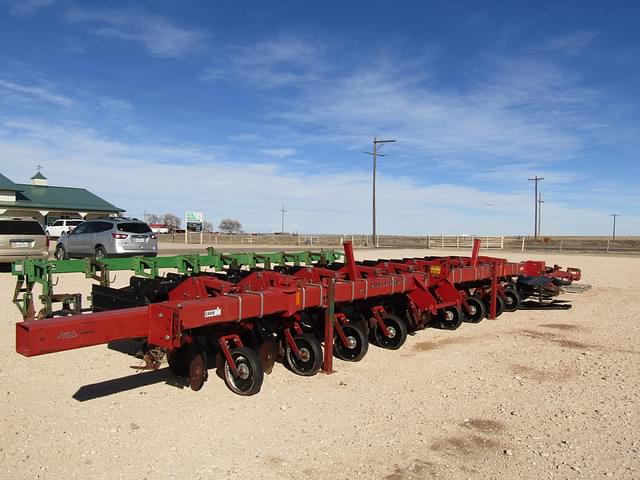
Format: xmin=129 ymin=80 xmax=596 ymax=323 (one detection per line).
xmin=298 ymin=347 xmax=310 ymax=362
xmin=237 ymin=362 xmax=250 ymax=380
xmin=468 ymin=305 xmax=477 ymax=315
xmin=386 ymin=326 xmax=396 ymax=338
xmin=346 ymin=336 xmax=357 ymax=349
xmin=445 ymin=310 xmax=454 ymax=321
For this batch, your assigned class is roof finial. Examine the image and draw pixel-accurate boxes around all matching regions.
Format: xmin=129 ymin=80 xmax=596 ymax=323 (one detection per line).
xmin=37 ymin=164 xmax=43 ymax=173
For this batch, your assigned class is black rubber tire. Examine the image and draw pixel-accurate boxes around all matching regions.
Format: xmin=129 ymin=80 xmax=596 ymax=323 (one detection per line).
xmin=462 ymin=296 xmax=486 ymax=323
xmin=166 ymin=346 xmax=190 ymax=376
xmin=438 ymin=306 xmax=463 ymax=330
xmin=284 ymin=334 xmax=323 ymax=376
xmin=503 ymin=289 xmax=520 ymax=312
xmin=223 ymin=347 xmax=264 ymax=396
xmin=372 ymin=314 xmax=408 ymax=350
xmin=484 ymin=294 xmax=506 ymax=318
xmin=334 ymin=324 xmax=368 ymax=362
xmin=54 ymin=245 xmax=67 ymax=260
xmin=94 ymin=246 xmax=107 ymax=260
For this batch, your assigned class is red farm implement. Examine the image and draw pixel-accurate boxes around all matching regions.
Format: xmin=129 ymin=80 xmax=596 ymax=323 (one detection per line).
xmin=14 ymin=241 xmax=581 ymax=395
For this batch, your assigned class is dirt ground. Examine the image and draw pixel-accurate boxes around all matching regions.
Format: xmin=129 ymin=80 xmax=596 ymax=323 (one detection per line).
xmin=1 ymin=248 xmax=638 ymax=480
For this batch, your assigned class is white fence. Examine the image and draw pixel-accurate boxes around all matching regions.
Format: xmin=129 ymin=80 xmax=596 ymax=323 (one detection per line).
xmin=428 ymin=235 xmax=504 ymax=249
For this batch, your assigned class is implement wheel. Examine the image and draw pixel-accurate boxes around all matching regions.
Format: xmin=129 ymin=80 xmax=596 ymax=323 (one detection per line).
xmin=188 ymin=350 xmax=208 ymax=392
xmin=223 ymin=347 xmax=264 ymax=396
xmin=503 ymin=289 xmax=520 ymax=312
xmin=334 ymin=324 xmax=368 ymax=362
xmin=484 ymin=294 xmax=505 ymax=318
xmin=462 ymin=296 xmax=486 ymax=323
xmin=438 ymin=307 xmax=463 ymax=330
xmin=284 ymin=334 xmax=323 ymax=376
xmin=372 ymin=314 xmax=407 ymax=350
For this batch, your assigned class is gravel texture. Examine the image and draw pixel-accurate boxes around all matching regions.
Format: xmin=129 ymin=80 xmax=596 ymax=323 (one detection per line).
xmin=0 ymin=248 xmax=638 ymax=480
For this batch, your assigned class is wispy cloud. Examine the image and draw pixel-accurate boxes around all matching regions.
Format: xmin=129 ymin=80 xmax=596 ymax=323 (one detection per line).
xmin=273 ymin=57 xmax=599 ymax=170
xmin=542 ymin=30 xmax=601 ymax=55
xmin=0 ymin=79 xmax=74 ymax=107
xmin=203 ymin=36 xmax=325 ymax=88
xmin=64 ymin=7 xmax=207 ymax=58
xmin=5 ymin=0 xmax=55 ymax=15
xmin=259 ymin=148 xmax=296 ymax=159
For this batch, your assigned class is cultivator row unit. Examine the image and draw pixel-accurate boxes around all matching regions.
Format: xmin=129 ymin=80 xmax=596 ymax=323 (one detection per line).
xmin=13 ymin=241 xmax=581 ymax=395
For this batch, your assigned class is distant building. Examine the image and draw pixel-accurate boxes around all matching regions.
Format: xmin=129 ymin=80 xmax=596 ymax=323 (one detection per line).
xmin=0 ymin=170 xmax=124 ymax=224
xmin=149 ymin=223 xmax=170 ymax=234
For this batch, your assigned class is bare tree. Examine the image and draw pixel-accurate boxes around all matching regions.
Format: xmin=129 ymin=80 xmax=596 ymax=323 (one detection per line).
xmin=218 ymin=218 xmax=242 ymax=234
xmin=146 ymin=213 xmax=160 ymax=224
xmin=203 ymin=220 xmax=214 ymax=232
xmin=162 ymin=213 xmax=181 ymax=231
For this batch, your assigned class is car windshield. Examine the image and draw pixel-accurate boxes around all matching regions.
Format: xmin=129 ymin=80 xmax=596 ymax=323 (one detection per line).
xmin=0 ymin=221 xmax=45 ymax=235
xmin=116 ymin=222 xmax=152 ymax=233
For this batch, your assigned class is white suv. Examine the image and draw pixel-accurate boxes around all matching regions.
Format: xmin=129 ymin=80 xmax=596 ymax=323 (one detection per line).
xmin=46 ymin=219 xmax=83 ymax=238
xmin=55 ymin=218 xmax=158 ymax=259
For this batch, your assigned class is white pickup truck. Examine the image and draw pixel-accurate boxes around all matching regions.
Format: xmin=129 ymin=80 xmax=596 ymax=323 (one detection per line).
xmin=46 ymin=219 xmax=83 ymax=238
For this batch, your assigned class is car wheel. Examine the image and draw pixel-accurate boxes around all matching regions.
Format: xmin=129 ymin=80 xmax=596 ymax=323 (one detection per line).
xmin=94 ymin=246 xmax=107 ymax=259
xmin=54 ymin=245 xmax=67 ymax=260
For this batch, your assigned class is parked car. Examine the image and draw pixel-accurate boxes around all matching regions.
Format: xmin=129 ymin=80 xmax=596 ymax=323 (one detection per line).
xmin=54 ymin=218 xmax=158 ymax=259
xmin=45 ymin=219 xmax=84 ymax=238
xmin=0 ymin=217 xmax=49 ymax=264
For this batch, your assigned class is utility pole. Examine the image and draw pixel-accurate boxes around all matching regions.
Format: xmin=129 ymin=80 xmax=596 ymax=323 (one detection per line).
xmin=528 ymin=175 xmax=544 ymax=238
xmin=278 ymin=204 xmax=287 ymax=233
xmin=364 ymin=137 xmax=396 ymax=247
xmin=537 ymin=193 xmax=544 ymax=237
xmin=610 ymin=213 xmax=620 ymax=240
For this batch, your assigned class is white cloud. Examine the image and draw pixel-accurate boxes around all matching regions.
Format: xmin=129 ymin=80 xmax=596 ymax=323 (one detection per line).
xmin=64 ymin=7 xmax=207 ymax=58
xmin=1 ymin=118 xmax=633 ymax=236
xmin=0 ymin=79 xmax=74 ymax=107
xmin=259 ymin=148 xmax=296 ymax=159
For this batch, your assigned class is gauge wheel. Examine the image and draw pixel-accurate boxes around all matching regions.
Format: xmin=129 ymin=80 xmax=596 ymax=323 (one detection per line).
xmin=372 ymin=314 xmax=408 ymax=350
xmin=334 ymin=324 xmax=368 ymax=362
xmin=284 ymin=334 xmax=323 ymax=376
xmin=462 ymin=296 xmax=486 ymax=323
xmin=223 ymin=347 xmax=264 ymax=396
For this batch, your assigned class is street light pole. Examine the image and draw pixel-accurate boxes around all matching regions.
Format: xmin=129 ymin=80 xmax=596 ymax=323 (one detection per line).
xmin=610 ymin=213 xmax=620 ymax=240
xmin=364 ymin=137 xmax=395 ymax=248
xmin=528 ymin=175 xmax=544 ymax=238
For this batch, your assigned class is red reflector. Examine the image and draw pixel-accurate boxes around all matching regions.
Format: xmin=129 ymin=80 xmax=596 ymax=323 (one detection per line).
xmin=111 ymin=233 xmax=128 ymax=239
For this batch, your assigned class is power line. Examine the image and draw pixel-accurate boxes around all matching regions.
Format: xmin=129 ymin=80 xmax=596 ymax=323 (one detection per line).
xmin=364 ymin=137 xmax=396 ymax=248
xmin=528 ymin=176 xmax=544 ymax=238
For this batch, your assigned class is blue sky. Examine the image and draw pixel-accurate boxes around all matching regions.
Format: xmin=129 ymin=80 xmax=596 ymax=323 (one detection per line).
xmin=0 ymin=0 xmax=638 ymax=235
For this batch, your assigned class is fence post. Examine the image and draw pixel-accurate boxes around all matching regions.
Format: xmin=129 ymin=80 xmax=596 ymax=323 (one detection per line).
xmin=606 ymin=239 xmax=610 ymax=253
xmin=500 ymin=236 xmax=504 ymax=249
xmin=559 ymin=240 xmax=562 ymax=251
xmin=521 ymin=237 xmax=525 ymax=252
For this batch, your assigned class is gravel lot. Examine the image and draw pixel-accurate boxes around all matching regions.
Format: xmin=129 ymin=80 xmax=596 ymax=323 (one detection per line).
xmin=1 ymin=248 xmax=638 ymax=480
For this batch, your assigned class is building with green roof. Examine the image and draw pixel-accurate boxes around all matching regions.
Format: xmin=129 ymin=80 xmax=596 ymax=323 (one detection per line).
xmin=0 ymin=170 xmax=124 ymax=224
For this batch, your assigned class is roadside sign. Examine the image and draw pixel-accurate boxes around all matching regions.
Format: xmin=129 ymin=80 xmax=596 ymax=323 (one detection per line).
xmin=186 ymin=211 xmax=203 ymax=223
